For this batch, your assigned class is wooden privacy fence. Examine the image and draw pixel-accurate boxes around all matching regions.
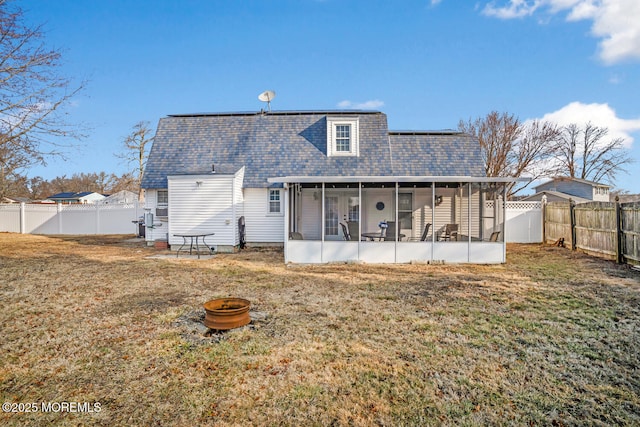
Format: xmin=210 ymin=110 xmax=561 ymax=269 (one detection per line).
xmin=543 ymin=198 xmax=640 ymax=265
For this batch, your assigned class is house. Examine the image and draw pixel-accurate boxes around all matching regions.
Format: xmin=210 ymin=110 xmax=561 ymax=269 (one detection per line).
xmin=522 ymin=177 xmax=610 ymax=203
xmin=99 ymin=190 xmax=139 ymax=204
xmin=46 ymin=192 xmax=106 ymax=204
xmin=1 ymin=196 xmax=31 ymax=204
xmin=141 ymin=110 xmax=524 ymax=264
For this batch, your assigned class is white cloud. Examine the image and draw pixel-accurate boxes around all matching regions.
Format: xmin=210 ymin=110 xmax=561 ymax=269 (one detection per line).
xmin=481 ymin=0 xmax=640 ymax=64
xmin=337 ymin=99 xmax=385 ymax=109
xmin=537 ymin=101 xmax=640 ymax=148
xmin=483 ymin=0 xmax=542 ymax=18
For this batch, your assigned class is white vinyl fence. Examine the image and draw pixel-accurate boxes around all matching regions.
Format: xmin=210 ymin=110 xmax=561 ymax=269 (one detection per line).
xmin=505 ymin=201 xmax=542 ymax=243
xmin=0 ymin=203 xmax=142 ymax=235
xmin=1 ymin=201 xmax=544 ymax=242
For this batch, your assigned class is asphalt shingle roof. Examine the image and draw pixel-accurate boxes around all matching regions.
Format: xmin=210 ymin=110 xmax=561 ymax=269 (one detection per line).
xmin=141 ymin=111 xmax=485 ymax=189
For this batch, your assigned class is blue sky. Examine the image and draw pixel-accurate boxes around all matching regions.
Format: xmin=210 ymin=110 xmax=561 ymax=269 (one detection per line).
xmin=22 ymin=0 xmax=640 ymax=194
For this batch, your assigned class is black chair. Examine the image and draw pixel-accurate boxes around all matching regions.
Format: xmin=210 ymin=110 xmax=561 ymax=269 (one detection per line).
xmin=420 ymin=223 xmax=432 ymax=241
xmin=409 ymin=223 xmax=431 ymax=241
xmin=340 ymin=223 xmax=351 ymax=241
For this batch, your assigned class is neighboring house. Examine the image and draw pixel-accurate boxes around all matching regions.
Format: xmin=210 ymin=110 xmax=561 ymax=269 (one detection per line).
xmin=1 ymin=196 xmax=31 ymax=204
xmin=141 ymin=110 xmax=523 ymax=264
xmin=47 ymin=192 xmax=106 ymax=204
xmin=99 ymin=190 xmax=139 ymax=204
xmin=522 ymin=177 xmax=610 ymax=203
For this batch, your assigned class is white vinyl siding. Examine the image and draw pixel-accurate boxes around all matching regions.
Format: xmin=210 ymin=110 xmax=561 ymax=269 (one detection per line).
xmin=233 ymin=168 xmax=245 ymax=246
xmin=412 ymin=189 xmax=433 ymax=240
xmin=168 ymin=174 xmax=238 ymax=247
xmin=144 ymin=189 xmax=169 ymax=242
xmin=300 ymin=188 xmax=321 ymax=240
xmin=243 ymin=188 xmax=285 ymax=243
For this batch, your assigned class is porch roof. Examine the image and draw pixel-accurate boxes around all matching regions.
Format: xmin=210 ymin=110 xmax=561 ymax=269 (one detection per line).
xmin=268 ymin=175 xmax=529 ymax=184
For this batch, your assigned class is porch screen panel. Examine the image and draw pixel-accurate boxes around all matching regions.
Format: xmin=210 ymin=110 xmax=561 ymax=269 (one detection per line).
xmin=325 ymin=196 xmax=339 ymax=237
xmin=470 ymin=183 xmax=482 ymax=239
xmin=456 ymin=184 xmax=470 ymax=240
xmin=398 ymin=192 xmax=413 ymax=235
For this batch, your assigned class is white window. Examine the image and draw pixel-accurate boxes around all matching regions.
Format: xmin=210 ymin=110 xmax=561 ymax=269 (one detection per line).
xmin=268 ymin=189 xmax=282 ymax=214
xmin=157 ymin=189 xmax=168 ymax=206
xmin=335 ymin=124 xmax=351 ymax=152
xmin=156 ymin=189 xmax=168 ymax=217
xmin=327 ymin=117 xmax=359 ymax=157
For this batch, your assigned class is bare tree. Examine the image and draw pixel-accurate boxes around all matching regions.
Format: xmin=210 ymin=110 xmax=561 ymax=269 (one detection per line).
xmin=116 ymin=121 xmax=154 ymax=199
xmin=0 ymin=0 xmax=86 ymax=199
xmin=551 ymin=122 xmax=633 ymax=184
xmin=458 ymin=111 xmax=560 ymax=197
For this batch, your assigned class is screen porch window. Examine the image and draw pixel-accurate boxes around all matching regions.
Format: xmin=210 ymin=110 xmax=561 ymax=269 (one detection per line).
xmin=269 ymin=190 xmax=281 ymax=214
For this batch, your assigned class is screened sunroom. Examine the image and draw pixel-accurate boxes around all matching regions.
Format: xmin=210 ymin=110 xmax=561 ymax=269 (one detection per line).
xmin=269 ymin=176 xmax=521 ymax=264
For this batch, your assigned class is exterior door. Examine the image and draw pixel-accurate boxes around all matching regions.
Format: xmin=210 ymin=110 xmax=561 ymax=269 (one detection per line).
xmin=324 ymin=195 xmax=340 ymax=240
xmin=324 ymin=192 xmax=359 ymax=240
xmin=398 ymin=192 xmax=413 ymax=238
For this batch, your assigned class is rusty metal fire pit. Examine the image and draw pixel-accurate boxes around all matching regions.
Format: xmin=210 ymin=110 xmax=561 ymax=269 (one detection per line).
xmin=203 ymin=298 xmax=251 ymax=330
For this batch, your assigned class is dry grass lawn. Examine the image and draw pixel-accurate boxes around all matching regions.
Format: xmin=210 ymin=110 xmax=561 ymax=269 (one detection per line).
xmin=1 ymin=233 xmax=639 ymax=426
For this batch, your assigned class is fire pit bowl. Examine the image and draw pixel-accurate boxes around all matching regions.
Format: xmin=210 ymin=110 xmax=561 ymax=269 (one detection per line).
xmin=203 ymin=298 xmax=251 ymax=330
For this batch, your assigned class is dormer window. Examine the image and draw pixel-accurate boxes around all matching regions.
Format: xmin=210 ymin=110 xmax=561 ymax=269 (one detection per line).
xmin=335 ymin=125 xmax=351 ymax=152
xmin=327 ymin=117 xmax=359 ymax=157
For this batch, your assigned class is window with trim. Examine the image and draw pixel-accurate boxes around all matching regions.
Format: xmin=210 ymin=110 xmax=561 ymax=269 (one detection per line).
xmin=268 ymin=189 xmax=282 ymax=214
xmin=156 ymin=189 xmax=168 ymax=217
xmin=327 ymin=117 xmax=359 ymax=157
xmin=335 ymin=125 xmax=351 ymax=152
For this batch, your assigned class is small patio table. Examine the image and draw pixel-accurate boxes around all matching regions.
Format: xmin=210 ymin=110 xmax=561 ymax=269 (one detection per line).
xmin=361 ymin=232 xmax=384 ymax=241
xmin=173 ymin=233 xmax=215 ymax=259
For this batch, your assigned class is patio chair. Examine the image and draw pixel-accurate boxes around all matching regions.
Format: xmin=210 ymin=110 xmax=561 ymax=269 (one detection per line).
xmin=340 ymin=223 xmax=352 ymax=241
xmin=489 ymin=231 xmax=500 ymax=242
xmin=347 ymin=221 xmax=359 ymax=241
xmin=289 ymin=232 xmax=304 ymax=240
xmin=441 ymin=223 xmax=458 ymax=241
xmin=383 ymin=221 xmax=405 ymax=241
xmin=408 ymin=223 xmax=431 ymax=241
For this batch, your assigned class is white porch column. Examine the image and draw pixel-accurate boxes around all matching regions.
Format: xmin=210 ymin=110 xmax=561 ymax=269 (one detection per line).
xmin=283 ymin=184 xmax=290 ymax=263
xmin=57 ymin=203 xmax=63 ymax=234
xmin=467 ymin=183 xmax=472 ymax=262
xmin=321 ymin=182 xmax=325 ymax=263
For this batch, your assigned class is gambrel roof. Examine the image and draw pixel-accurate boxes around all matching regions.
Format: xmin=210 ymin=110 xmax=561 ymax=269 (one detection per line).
xmin=141 ymin=110 xmax=485 ymax=189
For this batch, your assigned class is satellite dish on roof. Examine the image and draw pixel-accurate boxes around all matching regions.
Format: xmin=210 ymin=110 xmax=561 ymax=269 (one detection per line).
xmin=258 ymin=90 xmax=276 ymax=112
